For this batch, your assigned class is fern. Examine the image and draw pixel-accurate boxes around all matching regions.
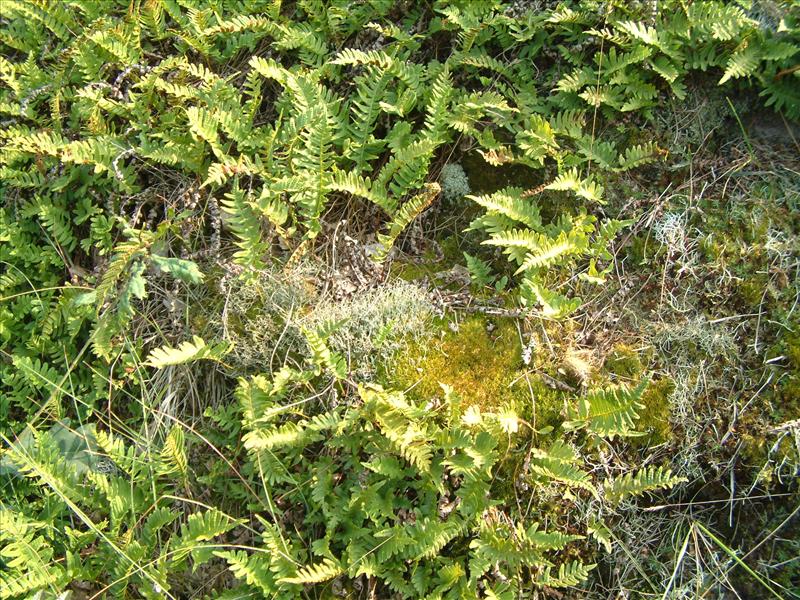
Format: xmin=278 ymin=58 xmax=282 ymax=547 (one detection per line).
xmin=150 ymin=255 xmax=205 ymax=284
xmin=145 ymin=336 xmax=231 ymax=368
xmin=374 ymin=183 xmax=440 ymax=262
xmin=537 ymin=560 xmax=595 ymax=588
xmin=467 ymin=188 xmax=541 ymax=229
xmin=0 ymin=2 xmax=794 ymax=597
xmin=159 ymin=426 xmax=188 ymax=481
xmin=463 ymin=252 xmax=494 ymax=287
xmin=302 ymin=322 xmax=347 ymax=379
xmin=0 ymin=511 xmax=64 ymax=598
xmin=565 ymin=379 xmax=649 ymax=438
xmin=604 ymin=466 xmax=686 ymax=504
xmin=172 ymin=508 xmax=241 ymax=565
xmin=362 ymin=385 xmax=433 ymax=471
xmin=719 ymin=42 xmax=761 ymax=84
xmin=278 ymin=558 xmax=343 ymax=584
xmin=221 ymin=183 xmax=268 ymax=271
xmin=530 ymin=443 xmax=597 ymax=498
xmin=546 ymin=168 xmax=604 ymax=203
xmin=616 ymin=142 xmax=661 ymax=171
xmin=329 ymin=169 xmax=393 ymax=214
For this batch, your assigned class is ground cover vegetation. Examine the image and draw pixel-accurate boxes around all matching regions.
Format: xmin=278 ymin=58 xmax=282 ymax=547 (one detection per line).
xmin=0 ymin=0 xmax=799 ymax=598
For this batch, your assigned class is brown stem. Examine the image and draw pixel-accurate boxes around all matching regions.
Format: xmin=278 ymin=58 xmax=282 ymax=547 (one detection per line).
xmin=774 ymin=64 xmax=800 ymax=81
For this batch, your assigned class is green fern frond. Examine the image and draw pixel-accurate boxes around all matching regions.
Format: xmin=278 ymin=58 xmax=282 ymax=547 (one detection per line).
xmin=536 ymin=560 xmax=595 ymax=588
xmin=514 ymin=230 xmax=589 ymax=274
xmin=468 ymin=188 xmax=541 ymax=229
xmin=221 ymin=183 xmax=268 ymax=270
xmin=172 ymin=508 xmax=241 ymax=565
xmin=719 ymin=42 xmax=761 ymax=83
xmin=302 ymin=322 xmax=347 ymax=379
xmin=145 ymin=336 xmax=230 ymax=368
xmin=520 ymin=279 xmax=582 ymax=318
xmin=160 ymin=426 xmax=188 ymax=480
xmin=329 ymin=169 xmax=393 ymax=213
xmin=215 ymin=549 xmax=277 ymax=595
xmin=361 ymin=385 xmax=433 ymax=471
xmin=149 ymin=255 xmax=205 ymax=284
xmin=278 ymin=558 xmax=343 ymax=584
xmin=604 ymin=465 xmax=686 ymax=504
xmin=546 ymin=168 xmax=604 ymax=203
xmin=374 ymin=183 xmax=439 ymax=262
xmin=244 ymin=421 xmax=315 ymax=451
xmin=531 ymin=452 xmax=597 ymax=498
xmin=564 ymin=379 xmax=649 ymax=438
xmin=331 ymin=48 xmax=422 ymax=89
xmin=615 ymin=141 xmax=661 ymax=171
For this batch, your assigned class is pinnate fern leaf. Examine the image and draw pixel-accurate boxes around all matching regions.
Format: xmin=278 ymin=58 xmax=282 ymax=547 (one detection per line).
xmin=374 ymin=183 xmax=439 ymax=262
xmin=564 ymin=379 xmax=649 ymax=438
xmin=145 ymin=336 xmax=231 ymax=368
xmin=279 ymin=558 xmax=343 ymax=584
xmin=604 ymin=465 xmax=686 ymax=504
xmin=537 ymin=560 xmax=595 ymax=588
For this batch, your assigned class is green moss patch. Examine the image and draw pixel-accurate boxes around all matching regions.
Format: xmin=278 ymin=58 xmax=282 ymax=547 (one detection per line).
xmin=635 ymin=378 xmax=674 ymax=446
xmin=384 ymin=315 xmax=566 ymax=428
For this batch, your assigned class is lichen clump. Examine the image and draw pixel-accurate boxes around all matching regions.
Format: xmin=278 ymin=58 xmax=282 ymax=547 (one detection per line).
xmin=439 ymin=163 xmax=471 ymax=202
xmin=216 ymin=265 xmax=432 ymax=375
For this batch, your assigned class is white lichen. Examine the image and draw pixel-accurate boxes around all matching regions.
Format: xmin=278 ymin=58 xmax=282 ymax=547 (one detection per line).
xmin=439 ymin=163 xmax=471 ymax=202
xmin=215 ymin=264 xmax=431 ymax=376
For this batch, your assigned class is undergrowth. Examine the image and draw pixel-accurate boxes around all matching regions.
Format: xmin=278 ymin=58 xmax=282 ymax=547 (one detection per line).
xmin=1 ymin=0 xmax=799 ymax=598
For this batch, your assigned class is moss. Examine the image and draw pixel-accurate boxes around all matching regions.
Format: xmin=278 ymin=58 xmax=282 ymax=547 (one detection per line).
xmin=383 ymin=315 xmax=564 ymax=427
xmin=700 ymin=235 xmax=726 ymax=262
xmin=626 ymin=232 xmax=657 ymax=266
xmin=604 ymin=344 xmax=646 ymax=379
xmin=460 ymin=151 xmax=542 ymax=195
xmin=738 ymin=430 xmax=799 ymax=481
xmin=729 ymin=320 xmax=800 ymax=468
xmin=391 ymin=235 xmax=465 ymax=283
xmin=387 ymin=316 xmax=521 ymax=408
xmin=438 ymin=235 xmax=463 ymax=264
xmin=786 ymin=332 xmax=800 ymax=371
xmin=735 ymin=272 xmax=771 ymax=307
xmin=392 ymin=260 xmax=432 ymax=282
xmin=524 ymin=376 xmax=568 ymax=429
xmin=633 ymin=377 xmax=674 ymax=446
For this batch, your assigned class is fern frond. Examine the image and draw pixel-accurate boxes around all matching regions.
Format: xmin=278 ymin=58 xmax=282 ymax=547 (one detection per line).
xmin=215 ymin=549 xmax=277 ymax=595
xmin=564 ymin=379 xmax=649 ymax=438
xmin=468 ymin=188 xmax=541 ymax=229
xmin=150 ymin=255 xmax=205 ymax=284
xmin=329 ymin=169 xmax=393 ymax=214
xmin=172 ymin=508 xmax=241 ymax=565
xmin=531 ymin=451 xmax=597 ymax=498
xmin=332 ymin=48 xmax=422 ymax=89
xmin=145 ymin=336 xmax=230 ymax=368
xmin=537 ymin=560 xmax=595 ymax=588
xmin=302 ymin=322 xmax=347 ymax=379
xmin=615 ymin=141 xmax=661 ymax=172
xmin=520 ymin=279 xmax=582 ymax=318
xmin=221 ymin=184 xmax=268 ymax=270
xmin=546 ymin=168 xmax=604 ymax=203
xmin=719 ymin=42 xmax=760 ymax=84
xmin=374 ymin=183 xmax=439 ymax=262
xmin=160 ymin=426 xmax=188 ymax=480
xmin=604 ymin=466 xmax=686 ymax=504
xmin=514 ymin=230 xmax=589 ymax=274
xmin=361 ymin=385 xmax=433 ymax=471
xmin=279 ymin=558 xmax=343 ymax=584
